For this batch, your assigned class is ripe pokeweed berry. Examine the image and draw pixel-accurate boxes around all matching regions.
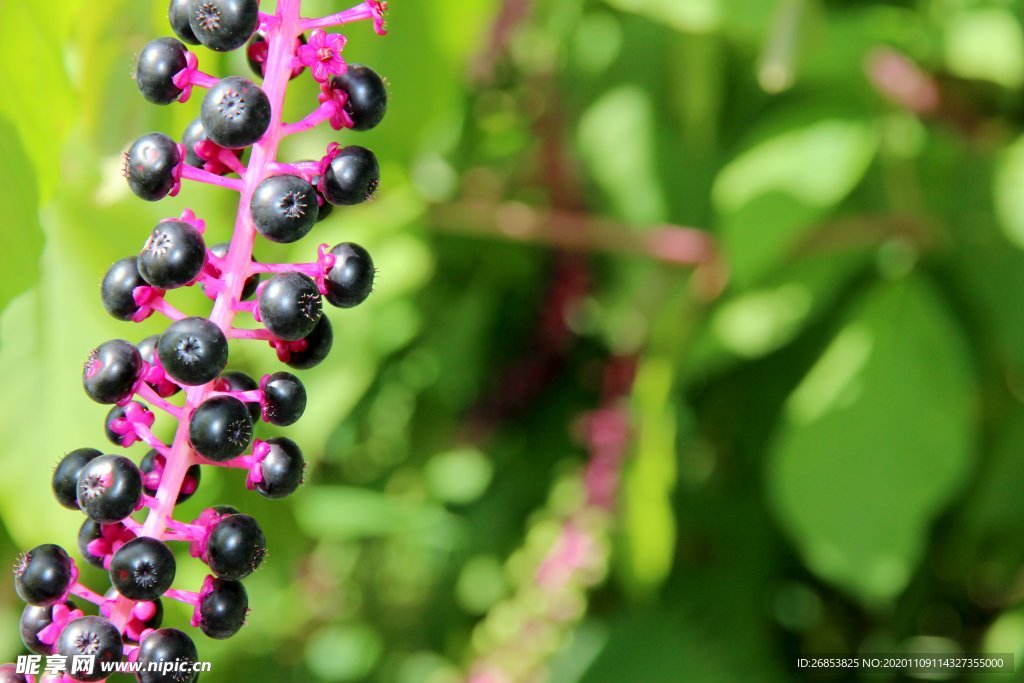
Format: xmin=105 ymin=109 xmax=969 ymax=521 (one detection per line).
xmin=189 ymin=395 xmax=253 ymax=461
xmin=212 ymin=370 xmax=261 ymax=422
xmin=20 ymin=601 xmax=76 ymax=655
xmin=53 ymin=448 xmax=102 ymax=510
xmin=55 ymin=616 xmax=123 ymax=682
xmin=135 ymin=37 xmax=188 ymax=105
xmin=109 ymin=537 xmax=176 ymax=601
xmin=138 ymin=220 xmax=207 ymax=290
xmin=321 ymin=145 xmax=380 ymax=206
xmin=101 ymin=257 xmax=147 ymax=321
xmin=250 ymin=174 xmax=319 ymax=243
xmin=169 ymin=0 xmax=199 ymax=44
xmin=77 ymin=455 xmax=143 ymax=525
xmin=124 ymin=132 xmax=181 ymax=202
xmin=157 ymin=317 xmax=229 ymax=386
xmin=137 ymin=335 xmax=182 ymax=398
xmin=324 ymin=242 xmax=375 ymax=308
xmin=140 ymin=450 xmax=202 ymax=504
xmin=82 ymin=340 xmax=144 ymax=405
xmin=262 ymin=372 xmax=306 ymax=426
xmin=258 ymin=273 xmax=323 ymax=341
xmin=329 ymin=64 xmax=388 ymax=131
xmin=104 ymin=401 xmax=153 ymax=447
xmin=188 ymin=0 xmax=259 ymax=52
xmin=247 ymin=31 xmax=305 ymax=79
xmin=77 ymin=521 xmax=108 ymax=569
xmin=137 ymin=628 xmax=199 ymax=683
xmin=254 ymin=437 xmax=305 ymax=499
xmin=198 ymin=578 xmax=248 ymax=639
xmin=0 ymin=665 xmax=29 ymax=683
xmin=205 ymin=513 xmax=265 ymax=580
xmin=13 ymin=544 xmax=74 ymax=607
xmin=200 ymin=77 xmax=271 ymax=149
xmin=283 ymin=315 xmax=334 ymax=370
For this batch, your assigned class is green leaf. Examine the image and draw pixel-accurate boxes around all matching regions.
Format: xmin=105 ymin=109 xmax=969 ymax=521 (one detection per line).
xmin=767 ymin=278 xmax=975 ymax=607
xmin=0 ymin=117 xmax=43 ymax=316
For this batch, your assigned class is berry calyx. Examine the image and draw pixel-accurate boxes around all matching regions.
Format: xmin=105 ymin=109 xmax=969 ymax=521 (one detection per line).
xmin=124 ymin=133 xmax=181 ymax=202
xmin=135 ymin=37 xmax=189 ymax=105
xmin=324 ymin=242 xmax=375 ymax=308
xmin=254 ymin=437 xmax=305 ymax=499
xmin=140 ymin=450 xmax=202 ymax=504
xmin=262 ymin=372 xmax=306 ymax=426
xmin=321 ymin=145 xmax=380 ymax=206
xmin=169 ymin=0 xmax=200 ymax=45
xmin=188 ymin=0 xmax=260 ymax=52
xmin=258 ymin=273 xmax=323 ymax=341
xmin=20 ymin=601 xmax=77 ymax=655
xmin=189 ymin=395 xmax=253 ymax=461
xmin=109 ymin=537 xmax=176 ymax=601
xmin=104 ymin=402 xmax=152 ymax=447
xmin=157 ymin=317 xmax=229 ymax=386
xmin=204 ymin=513 xmax=265 ymax=580
xmin=76 ymin=455 xmax=143 ymax=525
xmin=13 ymin=544 xmax=74 ymax=607
xmin=137 ymin=628 xmax=200 ymax=683
xmin=250 ymin=174 xmax=319 ymax=243
xmin=138 ymin=220 xmax=207 ymax=290
xmin=281 ymin=315 xmax=333 ymax=370
xmin=200 ymin=76 xmax=271 ymax=149
xmin=53 ymin=448 xmax=102 ymax=510
xmin=55 ymin=616 xmax=123 ymax=682
xmin=101 ymin=257 xmax=148 ymax=321
xmin=212 ymin=370 xmax=261 ymax=422
xmin=198 ymin=578 xmax=248 ymax=639
xmin=329 ymin=64 xmax=388 ymax=131
xmin=82 ymin=340 xmax=144 ymax=405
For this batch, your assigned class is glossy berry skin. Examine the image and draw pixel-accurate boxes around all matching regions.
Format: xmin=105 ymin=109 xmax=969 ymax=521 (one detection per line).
xmin=206 ymin=243 xmax=260 ymax=300
xmin=189 ymin=396 xmax=253 ymax=461
xmin=77 ymin=455 xmax=143 ymax=525
xmin=105 ymin=401 xmax=154 ymax=447
xmin=325 ymin=242 xmax=375 ymax=308
xmin=169 ymin=0 xmax=199 ymax=44
xmin=109 ymin=537 xmax=176 ymax=601
xmin=77 ymin=521 xmax=108 ymax=569
xmin=212 ymin=370 xmax=261 ymax=422
xmin=200 ymin=77 xmax=271 ymax=149
xmin=53 ymin=448 xmax=102 ymax=510
xmin=0 ymin=665 xmax=29 ymax=683
xmin=258 ymin=273 xmax=323 ymax=341
xmin=255 ymin=437 xmax=305 ymax=499
xmin=205 ymin=513 xmax=266 ymax=580
xmin=82 ymin=340 xmax=144 ymax=405
xmin=125 ymin=133 xmax=181 ymax=202
xmin=262 ymin=372 xmax=306 ymax=426
xmin=310 ymin=172 xmax=333 ymax=222
xmin=138 ymin=220 xmax=207 ymax=290
xmin=247 ymin=31 xmax=305 ymax=79
xmin=20 ymin=601 xmax=76 ymax=655
xmin=189 ymin=0 xmax=259 ymax=52
xmin=137 ymin=628 xmax=199 ymax=683
xmin=321 ymin=145 xmax=379 ymax=206
xmin=250 ymin=174 xmax=319 ymax=243
xmin=101 ymin=257 xmax=147 ymax=321
xmin=135 ymin=37 xmax=188 ymax=105
xmin=284 ymin=315 xmax=333 ymax=370
xmin=55 ymin=616 xmax=123 ymax=682
xmin=14 ymin=544 xmax=74 ymax=607
xmin=330 ymin=64 xmax=388 ymax=131
xmin=198 ymin=578 xmax=247 ymax=639
xmin=140 ymin=450 xmax=201 ymax=504
xmin=157 ymin=317 xmax=229 ymax=386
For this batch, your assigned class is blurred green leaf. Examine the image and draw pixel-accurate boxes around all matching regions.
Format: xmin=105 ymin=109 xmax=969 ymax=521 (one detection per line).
xmin=0 ymin=118 xmax=43 ymax=316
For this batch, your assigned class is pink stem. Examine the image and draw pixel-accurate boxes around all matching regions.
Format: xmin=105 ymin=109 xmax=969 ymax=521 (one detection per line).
xmin=229 ymin=327 xmax=279 ymax=341
xmin=147 ymin=297 xmax=187 ymax=322
xmin=216 ymin=149 xmax=248 ymax=176
xmin=69 ymin=583 xmax=108 ymax=606
xmin=209 ymin=389 xmax=263 ymax=403
xmin=181 ymin=165 xmax=245 ymax=191
xmin=163 ymin=589 xmax=201 ymax=606
xmin=301 ymin=2 xmax=375 ymax=30
xmin=281 ymin=101 xmax=336 ymax=136
xmin=268 ymin=160 xmax=318 ymax=176
xmin=191 ymin=71 xmax=219 ymax=88
xmin=135 ymin=383 xmax=183 ymax=418
xmin=249 ymin=261 xmax=323 ymax=277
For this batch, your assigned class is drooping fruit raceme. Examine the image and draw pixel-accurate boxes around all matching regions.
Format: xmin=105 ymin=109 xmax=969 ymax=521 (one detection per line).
xmin=9 ymin=1 xmax=390 ymax=679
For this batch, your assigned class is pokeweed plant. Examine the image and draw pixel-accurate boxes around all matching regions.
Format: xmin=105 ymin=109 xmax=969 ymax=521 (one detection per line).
xmin=1 ymin=1 xmax=389 ymax=681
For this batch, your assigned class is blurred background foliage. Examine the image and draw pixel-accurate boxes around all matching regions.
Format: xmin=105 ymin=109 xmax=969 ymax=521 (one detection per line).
xmin=5 ymin=0 xmax=1024 ymax=680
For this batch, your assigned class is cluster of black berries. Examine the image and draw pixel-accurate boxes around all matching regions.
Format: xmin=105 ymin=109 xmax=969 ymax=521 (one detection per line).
xmin=8 ymin=1 xmax=389 ymax=681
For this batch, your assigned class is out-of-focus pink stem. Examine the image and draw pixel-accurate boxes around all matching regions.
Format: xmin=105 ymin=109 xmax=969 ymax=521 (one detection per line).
xmin=281 ymin=101 xmax=336 ymax=136
xmin=135 ymin=383 xmax=183 ymax=418
xmin=147 ymin=297 xmax=187 ymax=322
xmin=181 ymin=165 xmax=245 ymax=191
xmin=163 ymin=589 xmax=201 ymax=606
xmin=69 ymin=583 xmax=108 ymax=606
xmin=229 ymin=327 xmax=279 ymax=341
xmin=249 ymin=261 xmax=323 ymax=277
xmin=300 ymin=2 xmax=375 ymax=30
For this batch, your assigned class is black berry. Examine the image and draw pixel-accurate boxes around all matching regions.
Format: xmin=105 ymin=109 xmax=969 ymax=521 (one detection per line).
xmin=53 ymin=448 xmax=102 ymax=510
xmin=105 ymin=401 xmax=153 ymax=447
xmin=211 ymin=504 xmax=240 ymax=516
xmin=140 ymin=450 xmax=202 ymax=504
xmin=101 ymin=257 xmax=147 ymax=321
xmin=125 ymin=133 xmax=181 ymax=202
xmin=20 ymin=601 xmax=76 ymax=655
xmin=138 ymin=220 xmax=207 ymax=290
xmin=189 ymin=395 xmax=253 ymax=461
xmin=212 ymin=370 xmax=261 ymax=422
xmin=310 ymin=172 xmax=333 ymax=222
xmin=169 ymin=0 xmax=200 ymax=44
xmin=262 ymin=372 xmax=306 ymax=426
xmin=321 ymin=145 xmax=379 ymax=206
xmin=247 ymin=31 xmax=305 ymax=79
xmin=82 ymin=340 xmax=144 ymax=405
xmin=324 ymin=242 xmax=375 ymax=308
xmin=77 ymin=455 xmax=143 ymax=525
xmin=135 ymin=37 xmax=188 ymax=105
xmin=258 ymin=273 xmax=323 ymax=341
xmin=55 ymin=616 xmax=123 ymax=682
xmin=254 ymin=437 xmax=305 ymax=499
xmin=283 ymin=316 xmax=333 ymax=370
xmin=137 ymin=628 xmax=200 ymax=683
xmin=250 ymin=174 xmax=319 ymax=243
xmin=13 ymin=545 xmax=74 ymax=607
xmin=109 ymin=537 xmax=176 ymax=601
xmin=200 ymin=76 xmax=271 ymax=149
xmin=205 ymin=513 xmax=265 ymax=580
xmin=198 ymin=577 xmax=248 ymax=639
xmin=189 ymin=0 xmax=259 ymax=52
xmin=157 ymin=317 xmax=229 ymax=386
xmin=330 ymin=64 xmax=388 ymax=131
